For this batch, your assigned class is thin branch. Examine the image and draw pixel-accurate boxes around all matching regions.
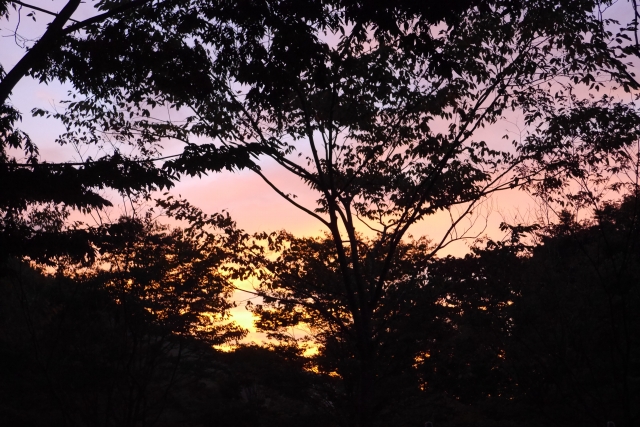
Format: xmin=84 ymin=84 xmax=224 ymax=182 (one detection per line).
xmin=6 ymin=153 xmax=182 ymax=167
xmin=9 ymin=1 xmax=80 ymax=23
xmin=61 ymin=0 xmax=152 ymax=35
xmin=250 ymin=166 xmax=330 ymax=228
xmin=231 ymin=284 xmax=351 ymax=337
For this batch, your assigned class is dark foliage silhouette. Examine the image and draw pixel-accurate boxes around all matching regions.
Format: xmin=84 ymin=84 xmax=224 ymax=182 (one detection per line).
xmin=1 ymin=1 xmax=640 ymax=426
xmin=422 ymin=196 xmax=640 ymax=427
xmin=47 ymin=1 xmax=640 ymax=424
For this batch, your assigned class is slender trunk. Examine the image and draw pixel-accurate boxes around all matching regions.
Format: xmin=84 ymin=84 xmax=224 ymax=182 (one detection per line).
xmin=356 ymin=353 xmax=375 ymax=427
xmin=353 ymin=309 xmax=375 ymax=427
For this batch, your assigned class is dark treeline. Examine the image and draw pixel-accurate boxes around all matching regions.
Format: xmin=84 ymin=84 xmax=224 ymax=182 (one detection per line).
xmin=1 ymin=0 xmax=640 ymax=426
xmin=2 ymin=193 xmax=638 ymax=426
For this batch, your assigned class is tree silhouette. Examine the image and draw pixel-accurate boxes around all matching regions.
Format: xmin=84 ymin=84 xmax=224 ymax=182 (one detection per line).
xmin=510 ymin=198 xmax=640 ymax=427
xmin=0 ymin=202 xmax=252 ymax=426
xmin=0 ymin=1 xmax=179 ymax=266
xmin=43 ymin=1 xmax=640 ymax=425
xmin=3 ymin=1 xmax=640 ymax=425
xmin=422 ymin=196 xmax=640 ymax=427
xmin=234 ymin=232 xmax=448 ymax=425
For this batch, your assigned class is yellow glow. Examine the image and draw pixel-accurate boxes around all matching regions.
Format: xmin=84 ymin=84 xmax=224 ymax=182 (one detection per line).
xmin=413 ymin=351 xmax=431 ymax=369
xmin=303 ymin=345 xmax=319 ymax=357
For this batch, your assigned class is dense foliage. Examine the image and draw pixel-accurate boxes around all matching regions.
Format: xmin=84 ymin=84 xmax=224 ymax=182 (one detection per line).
xmin=2 ymin=1 xmax=640 ymax=426
xmin=0 ymin=262 xmax=333 ymax=427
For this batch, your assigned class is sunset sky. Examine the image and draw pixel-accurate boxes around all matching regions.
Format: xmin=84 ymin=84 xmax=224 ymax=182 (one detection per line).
xmin=2 ymin=0 xmax=608 ymax=343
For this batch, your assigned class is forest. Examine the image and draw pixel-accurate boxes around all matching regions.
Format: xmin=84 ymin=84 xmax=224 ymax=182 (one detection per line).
xmin=0 ymin=0 xmax=639 ymax=426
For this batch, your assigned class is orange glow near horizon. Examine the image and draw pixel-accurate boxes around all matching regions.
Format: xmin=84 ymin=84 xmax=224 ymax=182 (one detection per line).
xmin=172 ymin=166 xmax=536 ymax=346
xmin=0 ymin=6 xmax=541 ymax=349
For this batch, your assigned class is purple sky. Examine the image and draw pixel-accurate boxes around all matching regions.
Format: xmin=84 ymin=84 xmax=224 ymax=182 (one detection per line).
xmin=4 ymin=0 xmax=633 ymax=344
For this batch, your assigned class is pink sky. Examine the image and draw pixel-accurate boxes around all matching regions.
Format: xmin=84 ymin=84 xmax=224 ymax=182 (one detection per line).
xmin=4 ymin=0 xmax=631 ymax=344
xmin=0 ymin=1 xmax=537 ymax=344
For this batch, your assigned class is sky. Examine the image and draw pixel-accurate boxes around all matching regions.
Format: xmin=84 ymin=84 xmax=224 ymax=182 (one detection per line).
xmin=2 ymin=0 xmax=633 ymax=344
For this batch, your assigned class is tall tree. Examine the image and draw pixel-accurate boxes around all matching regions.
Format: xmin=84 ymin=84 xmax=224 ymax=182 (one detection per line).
xmin=519 ymin=201 xmax=640 ymax=427
xmin=417 ymin=83 xmax=640 ymax=426
xmin=36 ymin=0 xmax=640 ymax=425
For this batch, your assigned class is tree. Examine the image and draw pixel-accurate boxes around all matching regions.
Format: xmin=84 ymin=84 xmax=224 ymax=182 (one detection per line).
xmin=0 ymin=0 xmax=162 ymax=104
xmin=510 ymin=198 xmax=640 ymax=427
xmin=0 ymin=0 xmax=252 ymax=266
xmin=236 ymin=232 xmax=442 ymax=426
xmin=78 ymin=204 xmax=247 ymax=345
xmin=0 ymin=202 xmax=251 ymax=426
xmin=40 ymin=0 xmax=640 ymax=425
xmin=0 ymin=0 xmax=181 ymax=266
xmin=430 ymin=196 xmax=640 ymax=427
xmin=414 ymin=77 xmax=640 ymax=426
xmin=414 ymin=240 xmax=525 ymax=425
